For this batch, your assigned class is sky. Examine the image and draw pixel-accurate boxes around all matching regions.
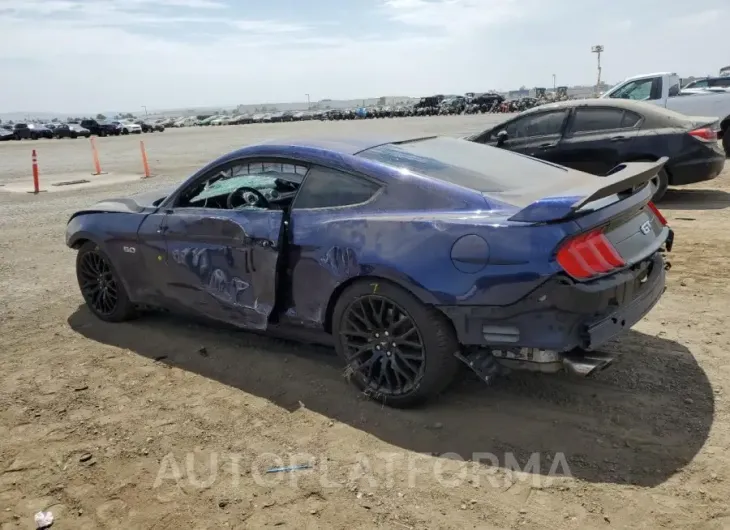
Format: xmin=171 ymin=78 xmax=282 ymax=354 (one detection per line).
xmin=1 ymin=0 xmax=728 ymax=113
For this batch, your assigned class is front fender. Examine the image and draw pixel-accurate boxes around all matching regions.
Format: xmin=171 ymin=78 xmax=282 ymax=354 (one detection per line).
xmin=66 ymin=212 xmax=147 ymax=299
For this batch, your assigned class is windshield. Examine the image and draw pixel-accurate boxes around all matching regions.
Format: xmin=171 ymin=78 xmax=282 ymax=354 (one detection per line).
xmin=357 ymin=136 xmax=571 ymax=193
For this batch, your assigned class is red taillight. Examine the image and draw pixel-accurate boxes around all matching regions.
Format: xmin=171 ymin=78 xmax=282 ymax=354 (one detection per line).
xmin=688 ymin=127 xmax=718 ymax=142
xmin=647 ymin=201 xmax=667 ymax=226
xmin=556 ymin=228 xmax=625 ymax=280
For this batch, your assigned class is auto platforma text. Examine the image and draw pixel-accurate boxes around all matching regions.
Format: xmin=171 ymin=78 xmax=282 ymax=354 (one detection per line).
xmin=153 ymin=450 xmax=573 ymax=490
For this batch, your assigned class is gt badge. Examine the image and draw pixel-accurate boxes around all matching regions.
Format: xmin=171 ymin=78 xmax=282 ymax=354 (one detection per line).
xmin=639 ymin=220 xmax=652 ymax=235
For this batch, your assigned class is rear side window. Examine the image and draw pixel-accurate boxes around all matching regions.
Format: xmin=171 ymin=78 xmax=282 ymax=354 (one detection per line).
xmin=570 ymin=108 xmax=642 ymax=133
xmin=710 ymin=78 xmax=730 ymax=88
xmin=505 ymin=110 xmax=566 ymax=138
xmin=621 ymin=111 xmax=641 ymax=127
xmin=293 ymin=166 xmax=380 ymax=209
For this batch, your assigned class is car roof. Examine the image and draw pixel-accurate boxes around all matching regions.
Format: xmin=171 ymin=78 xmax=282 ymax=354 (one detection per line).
xmin=524 ymin=98 xmax=651 ymax=111
xmin=517 ymin=98 xmax=688 ymax=120
xmin=253 ymin=135 xmax=434 ymax=156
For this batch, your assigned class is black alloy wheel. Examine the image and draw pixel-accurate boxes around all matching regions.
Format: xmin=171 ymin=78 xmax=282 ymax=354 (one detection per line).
xmin=76 ymin=241 xmax=136 ymax=322
xmin=78 ymin=248 xmax=118 ymax=316
xmin=333 ymin=280 xmax=460 ymax=407
xmin=340 ymin=295 xmax=426 ymax=397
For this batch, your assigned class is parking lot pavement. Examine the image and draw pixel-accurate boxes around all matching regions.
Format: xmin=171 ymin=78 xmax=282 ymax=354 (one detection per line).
xmin=1 ymin=116 xmax=730 ymax=529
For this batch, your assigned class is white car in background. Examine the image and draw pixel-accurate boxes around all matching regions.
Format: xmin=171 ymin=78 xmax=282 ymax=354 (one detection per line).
xmin=602 ymin=71 xmax=730 ymax=155
xmin=172 ymin=116 xmax=197 ymax=127
xmin=114 ymin=119 xmax=142 ymax=135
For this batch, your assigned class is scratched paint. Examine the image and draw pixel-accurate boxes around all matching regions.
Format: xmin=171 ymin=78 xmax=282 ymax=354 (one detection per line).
xmin=319 ymin=246 xmax=358 ymax=276
xmin=172 ymin=246 xmax=252 ymax=301
xmin=206 ymin=267 xmax=250 ymax=305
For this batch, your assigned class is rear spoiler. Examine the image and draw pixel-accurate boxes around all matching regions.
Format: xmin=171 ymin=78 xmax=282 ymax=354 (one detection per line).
xmin=507 ymin=157 xmax=668 ymax=223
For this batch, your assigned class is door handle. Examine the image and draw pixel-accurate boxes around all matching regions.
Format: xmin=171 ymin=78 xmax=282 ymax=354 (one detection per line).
xmin=539 ymin=142 xmax=557 ymax=148
xmin=157 ymin=225 xmax=169 ymax=234
xmin=610 ymin=136 xmax=628 ymax=142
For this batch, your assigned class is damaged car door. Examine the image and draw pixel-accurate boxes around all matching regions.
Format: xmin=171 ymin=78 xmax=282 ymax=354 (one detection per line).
xmin=157 ymin=161 xmax=288 ymax=330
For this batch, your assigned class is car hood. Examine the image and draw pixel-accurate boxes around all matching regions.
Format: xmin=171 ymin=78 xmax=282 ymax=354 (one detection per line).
xmin=70 ymin=187 xmax=175 ymax=219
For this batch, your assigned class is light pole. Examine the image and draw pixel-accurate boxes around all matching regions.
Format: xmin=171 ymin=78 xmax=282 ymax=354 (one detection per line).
xmin=142 ymin=105 xmax=148 ymax=116
xmin=305 ymin=93 xmax=310 ymax=110
xmin=591 ymin=45 xmax=604 ymax=96
xmin=552 ymin=74 xmax=556 ymax=92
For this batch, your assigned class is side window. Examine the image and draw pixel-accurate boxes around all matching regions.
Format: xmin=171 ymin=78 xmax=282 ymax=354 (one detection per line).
xmin=570 ymin=108 xmax=641 ymax=133
xmin=293 ymin=166 xmax=380 ymax=209
xmin=505 ymin=111 xmax=566 ymax=139
xmin=608 ymin=78 xmax=654 ymax=100
xmin=710 ymin=78 xmax=730 ymax=88
xmin=689 ymin=79 xmax=708 ymax=88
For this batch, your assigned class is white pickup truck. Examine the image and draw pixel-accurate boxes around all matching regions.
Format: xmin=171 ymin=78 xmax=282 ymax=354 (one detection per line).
xmin=602 ymin=72 xmax=730 ymax=155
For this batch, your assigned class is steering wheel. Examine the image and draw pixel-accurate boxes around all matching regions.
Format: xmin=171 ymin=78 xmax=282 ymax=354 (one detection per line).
xmin=226 ymin=186 xmax=270 ymax=210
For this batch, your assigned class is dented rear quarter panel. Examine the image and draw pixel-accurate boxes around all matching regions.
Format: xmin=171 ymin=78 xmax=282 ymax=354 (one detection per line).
xmin=284 ymin=162 xmax=578 ymax=327
xmin=286 ymin=210 xmax=574 ymax=327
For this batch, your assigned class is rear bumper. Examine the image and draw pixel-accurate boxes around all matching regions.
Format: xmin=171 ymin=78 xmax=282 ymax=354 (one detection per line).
xmin=667 ymin=153 xmax=725 ymax=186
xmin=439 ymin=251 xmax=668 ymax=352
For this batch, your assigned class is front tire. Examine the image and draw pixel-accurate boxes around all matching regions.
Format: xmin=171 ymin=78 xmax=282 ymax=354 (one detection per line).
xmin=332 ymin=279 xmax=460 ymax=408
xmin=76 ymin=241 xmax=136 ymax=322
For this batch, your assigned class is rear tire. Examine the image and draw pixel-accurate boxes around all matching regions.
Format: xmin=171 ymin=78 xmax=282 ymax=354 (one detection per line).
xmin=651 ymin=168 xmax=669 ymax=202
xmin=723 ymin=129 xmax=730 ymax=158
xmin=332 ymin=279 xmax=460 ymax=408
xmin=76 ymin=241 xmax=137 ymax=323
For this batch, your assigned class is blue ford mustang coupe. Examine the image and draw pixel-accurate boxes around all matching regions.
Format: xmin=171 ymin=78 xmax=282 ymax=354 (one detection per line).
xmin=66 ymin=135 xmax=673 ymax=407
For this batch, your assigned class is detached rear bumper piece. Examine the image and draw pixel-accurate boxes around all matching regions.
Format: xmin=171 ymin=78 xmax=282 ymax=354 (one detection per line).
xmin=439 ymin=252 xmax=667 ymax=352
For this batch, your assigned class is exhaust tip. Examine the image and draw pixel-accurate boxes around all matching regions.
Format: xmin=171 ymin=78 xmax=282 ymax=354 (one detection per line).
xmin=563 ymin=352 xmax=614 ymax=377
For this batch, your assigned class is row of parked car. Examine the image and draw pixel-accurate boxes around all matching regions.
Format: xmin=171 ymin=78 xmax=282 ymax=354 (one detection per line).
xmin=0 ymin=118 xmax=165 ymax=141
xmin=0 ymin=90 xmax=568 ymax=141
xmin=163 ymin=92 xmax=563 ymax=128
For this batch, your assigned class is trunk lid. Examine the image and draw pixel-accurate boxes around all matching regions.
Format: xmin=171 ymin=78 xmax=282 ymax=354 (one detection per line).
xmin=485 ymin=158 xmax=671 ymax=275
xmin=486 ymin=158 xmax=668 ymax=224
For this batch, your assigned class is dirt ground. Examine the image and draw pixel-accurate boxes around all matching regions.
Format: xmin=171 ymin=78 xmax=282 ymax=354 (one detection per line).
xmin=1 ymin=117 xmax=729 ymax=530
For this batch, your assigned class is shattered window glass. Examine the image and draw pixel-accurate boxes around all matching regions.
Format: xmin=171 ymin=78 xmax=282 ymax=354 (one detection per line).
xmin=186 ymin=161 xmax=307 ymax=204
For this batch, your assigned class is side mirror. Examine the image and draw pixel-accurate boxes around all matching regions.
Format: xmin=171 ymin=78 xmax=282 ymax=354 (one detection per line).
xmin=496 ymin=130 xmax=509 ymax=146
